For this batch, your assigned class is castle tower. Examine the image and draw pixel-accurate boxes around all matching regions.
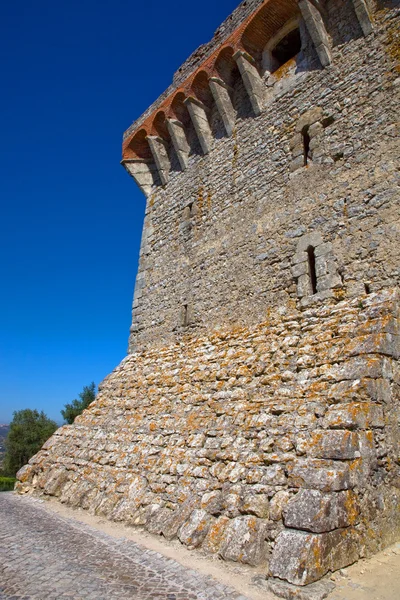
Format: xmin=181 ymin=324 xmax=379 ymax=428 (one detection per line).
xmin=17 ymin=0 xmax=400 ymax=589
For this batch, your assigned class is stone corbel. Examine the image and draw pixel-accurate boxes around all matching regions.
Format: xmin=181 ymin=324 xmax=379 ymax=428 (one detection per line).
xmin=233 ymin=50 xmax=264 ymax=116
xmin=351 ymin=0 xmax=374 ymax=36
xmin=166 ymin=119 xmax=190 ymax=170
xmin=299 ymin=0 xmax=332 ymax=67
xmin=209 ymin=77 xmax=236 ymax=136
xmin=184 ymin=97 xmax=214 ymax=154
xmin=121 ymin=159 xmax=156 ymax=197
xmin=146 ymin=136 xmax=171 ymax=186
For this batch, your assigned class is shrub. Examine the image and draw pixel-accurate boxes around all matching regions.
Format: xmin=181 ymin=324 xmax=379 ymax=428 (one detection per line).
xmin=0 ymin=477 xmax=16 ymax=492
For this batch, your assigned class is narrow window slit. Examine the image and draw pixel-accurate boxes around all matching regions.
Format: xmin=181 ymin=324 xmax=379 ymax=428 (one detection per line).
xmin=302 ymin=125 xmax=311 ymax=166
xmin=364 ymin=283 xmax=371 ymax=294
xmin=183 ymin=304 xmax=189 ymax=327
xmin=307 ymin=246 xmax=318 ymax=294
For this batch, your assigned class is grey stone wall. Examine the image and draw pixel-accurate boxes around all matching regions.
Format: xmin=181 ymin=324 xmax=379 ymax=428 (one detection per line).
xmin=128 ymin=0 xmax=400 ymax=353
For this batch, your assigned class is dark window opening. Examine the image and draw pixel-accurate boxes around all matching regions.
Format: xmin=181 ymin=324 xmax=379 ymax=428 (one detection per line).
xmin=322 ymin=116 xmax=335 ymax=128
xmin=183 ymin=304 xmax=189 ymax=327
xmin=307 ymin=246 xmax=318 ymax=295
xmin=271 ymin=28 xmax=301 ymax=72
xmin=364 ymin=283 xmax=371 ymax=294
xmin=302 ymin=125 xmax=311 ymax=166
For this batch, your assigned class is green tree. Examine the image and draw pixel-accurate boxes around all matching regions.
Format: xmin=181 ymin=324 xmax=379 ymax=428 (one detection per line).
xmin=2 ymin=409 xmax=58 ymax=476
xmin=61 ymin=382 xmax=96 ymax=424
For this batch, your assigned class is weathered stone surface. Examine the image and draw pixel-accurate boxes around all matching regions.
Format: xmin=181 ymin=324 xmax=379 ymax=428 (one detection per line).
xmin=201 ymin=490 xmax=224 ymax=515
xmin=242 ymin=493 xmax=269 ymax=518
xmin=16 ymin=463 xmax=34 ymax=485
xmin=256 ymin=576 xmax=335 ymax=600
xmin=111 ymin=475 xmax=147 ymax=522
xmin=202 ymin=515 xmax=231 ymax=554
xmin=220 ymin=516 xmax=268 ymax=566
xmin=323 ymin=403 xmax=385 ymax=430
xmin=288 ymin=459 xmax=354 ymax=492
xmin=162 ymin=495 xmax=200 ymax=540
xmin=307 ymin=430 xmax=362 ymax=460
xmin=270 ymin=491 xmax=291 ymax=521
xmin=284 ymin=490 xmax=359 ymax=532
xmin=269 ymin=528 xmax=360 ymax=586
xmin=42 ymin=467 xmax=69 ymax=497
xmin=178 ymin=509 xmax=213 ymax=548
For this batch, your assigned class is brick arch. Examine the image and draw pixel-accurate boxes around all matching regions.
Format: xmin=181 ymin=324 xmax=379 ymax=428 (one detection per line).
xmin=190 ymin=70 xmax=214 ymax=109
xmin=151 ymin=111 xmax=170 ymax=140
xmin=170 ymin=91 xmax=191 ymax=125
xmin=125 ymin=128 xmax=152 ymax=160
xmin=213 ymin=46 xmax=240 ymax=87
xmin=240 ymin=0 xmax=299 ymax=61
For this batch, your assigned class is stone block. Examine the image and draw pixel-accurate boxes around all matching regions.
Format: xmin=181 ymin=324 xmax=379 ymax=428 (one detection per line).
xmin=43 ymin=467 xmax=70 ymax=497
xmin=202 ymin=515 xmax=230 ymax=554
xmin=242 ymin=493 xmax=269 ymax=518
xmin=234 ymin=51 xmax=264 ymax=116
xmin=264 ymin=577 xmax=335 ymax=600
xmin=219 ymin=516 xmax=268 ymax=566
xmin=351 ymin=0 xmax=374 ymax=36
xmin=317 ymin=273 xmax=342 ymax=292
xmin=346 ymin=333 xmax=399 ymax=359
xmin=298 ymin=0 xmax=332 ymax=67
xmin=314 ymin=241 xmax=333 ymax=257
xmin=269 ymin=528 xmax=360 ymax=585
xmin=291 ymin=261 xmax=308 ymax=278
xmin=201 ymin=490 xmax=224 ymax=515
xmin=288 ymin=459 xmax=353 ymax=491
xmin=323 ymin=403 xmax=384 ymax=430
xmin=16 ymin=464 xmax=35 ymax=484
xmin=324 ymin=357 xmax=390 ymax=382
xmin=307 ymin=430 xmax=361 ymax=459
xmin=146 ymin=507 xmax=172 ymax=535
xmin=296 ymin=108 xmax=324 ymax=134
xmin=284 ymin=489 xmax=359 ymax=532
xmin=178 ymin=509 xmax=213 ymax=548
xmin=209 ymin=77 xmax=235 ymax=136
xmin=162 ymin=495 xmax=200 ymax=540
xmin=270 ymin=491 xmax=291 ymax=521
xmin=290 ymin=156 xmax=306 ymax=173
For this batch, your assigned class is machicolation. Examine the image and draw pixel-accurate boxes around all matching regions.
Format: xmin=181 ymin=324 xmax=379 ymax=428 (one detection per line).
xmin=17 ymin=0 xmax=400 ymax=592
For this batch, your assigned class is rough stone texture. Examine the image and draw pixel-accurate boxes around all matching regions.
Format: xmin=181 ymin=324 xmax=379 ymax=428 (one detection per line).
xmin=219 ymin=516 xmax=268 ymax=566
xmin=269 ymin=528 xmax=360 ymax=585
xmin=284 ymin=489 xmax=359 ymax=533
xmin=255 ymin=576 xmax=335 ymax=600
xmin=16 ymin=0 xmax=400 ymax=590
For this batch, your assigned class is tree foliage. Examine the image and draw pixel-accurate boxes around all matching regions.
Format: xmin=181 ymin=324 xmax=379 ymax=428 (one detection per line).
xmin=2 ymin=409 xmax=58 ymax=476
xmin=61 ymin=382 xmax=96 ymax=424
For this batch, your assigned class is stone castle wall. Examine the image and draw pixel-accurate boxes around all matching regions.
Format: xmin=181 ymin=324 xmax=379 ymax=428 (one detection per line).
xmin=17 ymin=0 xmax=400 ymax=589
xmin=126 ymin=0 xmax=400 ymax=353
xmin=17 ymin=289 xmax=400 ymax=584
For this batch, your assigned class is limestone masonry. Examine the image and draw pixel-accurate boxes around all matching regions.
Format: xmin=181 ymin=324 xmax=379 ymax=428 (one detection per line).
xmin=17 ymin=0 xmax=400 ymax=590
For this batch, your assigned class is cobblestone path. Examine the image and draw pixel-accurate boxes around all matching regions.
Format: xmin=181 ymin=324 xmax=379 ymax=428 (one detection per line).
xmin=0 ymin=493 xmax=250 ymax=600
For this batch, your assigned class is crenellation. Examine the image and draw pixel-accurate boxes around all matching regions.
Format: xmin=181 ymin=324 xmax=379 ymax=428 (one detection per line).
xmin=16 ymin=0 xmax=400 ymax=591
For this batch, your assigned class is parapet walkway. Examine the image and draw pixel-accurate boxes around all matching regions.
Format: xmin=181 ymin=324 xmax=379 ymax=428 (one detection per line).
xmin=0 ymin=493 xmax=250 ymax=600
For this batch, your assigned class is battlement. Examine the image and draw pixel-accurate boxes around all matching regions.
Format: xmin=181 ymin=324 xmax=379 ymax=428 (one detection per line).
xmin=122 ymin=0 xmax=375 ymax=196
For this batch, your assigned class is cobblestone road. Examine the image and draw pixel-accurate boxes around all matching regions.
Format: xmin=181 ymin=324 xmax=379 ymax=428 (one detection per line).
xmin=0 ymin=493 xmax=250 ymax=600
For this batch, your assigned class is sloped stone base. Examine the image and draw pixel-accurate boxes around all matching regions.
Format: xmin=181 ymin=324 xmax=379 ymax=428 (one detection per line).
xmin=16 ymin=289 xmax=400 ymax=583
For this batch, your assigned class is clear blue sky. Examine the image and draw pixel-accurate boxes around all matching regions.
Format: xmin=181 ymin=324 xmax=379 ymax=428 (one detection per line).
xmin=0 ymin=0 xmax=239 ymax=424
